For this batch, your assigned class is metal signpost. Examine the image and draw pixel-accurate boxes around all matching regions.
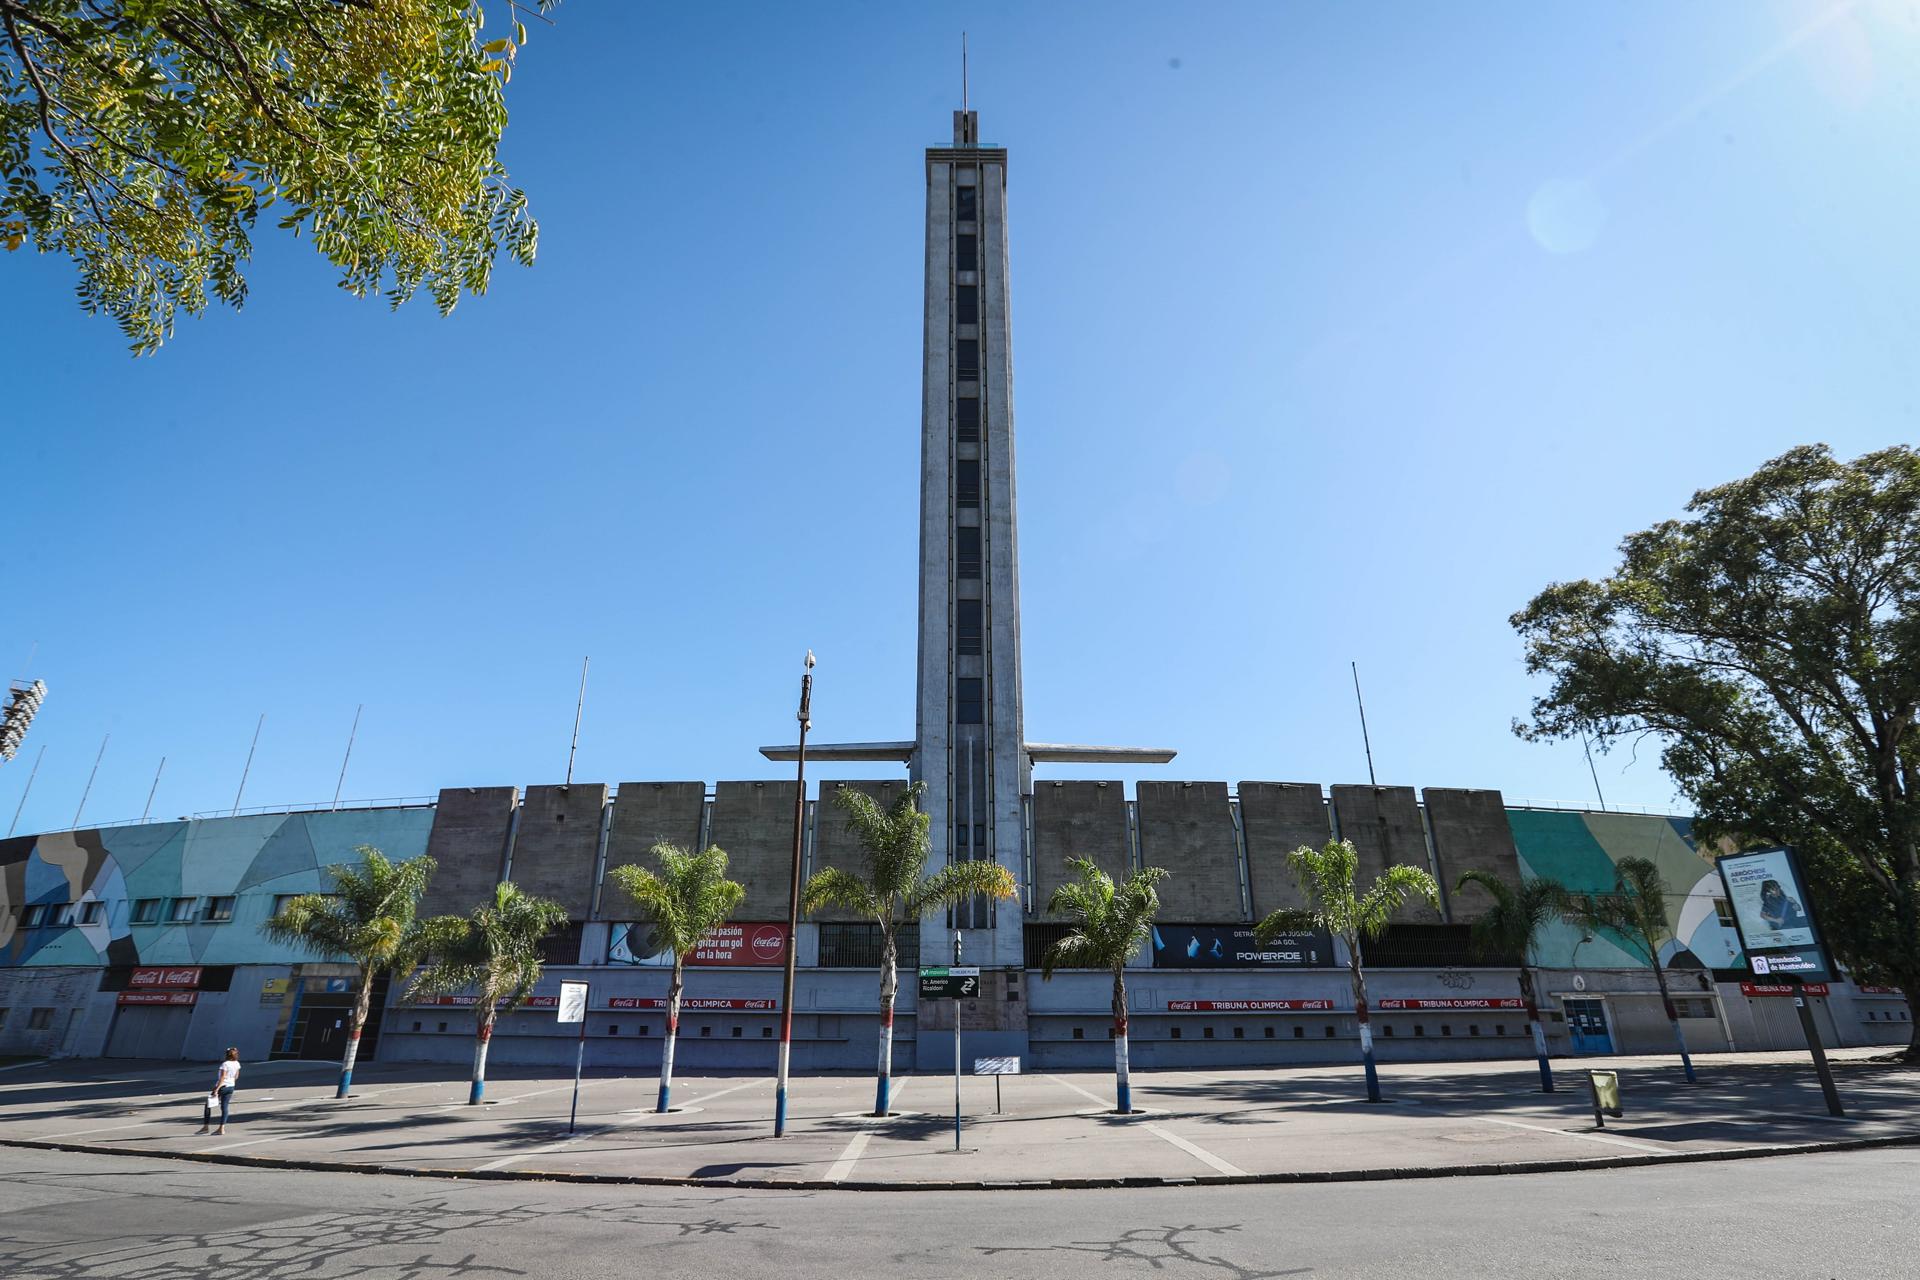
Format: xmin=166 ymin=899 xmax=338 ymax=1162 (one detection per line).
xmin=558 ymin=981 xmax=589 ymax=1133
xmin=1716 ymin=849 xmax=1843 ymax=1117
xmin=974 ymin=1056 xmax=1021 ymax=1113
xmin=920 ymin=949 xmax=981 ymax=1151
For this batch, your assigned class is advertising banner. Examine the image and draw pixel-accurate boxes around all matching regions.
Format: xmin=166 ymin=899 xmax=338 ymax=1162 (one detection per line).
xmin=1720 ymin=850 xmax=1817 ymax=951
xmin=605 ymin=997 xmax=778 ymax=1011
xmin=1374 ymin=998 xmax=1525 ymax=1011
xmin=1166 ymin=999 xmax=1335 ymax=1012
xmin=409 ymin=994 xmax=560 ymax=1009
xmin=129 ymin=966 xmax=201 ymax=989
xmin=557 ymin=982 xmax=589 ymax=1024
xmin=1149 ymin=924 xmax=1335 ymax=969
xmin=118 ymin=990 xmax=197 ymax=1006
xmin=608 ymin=922 xmax=789 ymax=967
xmin=1740 ymin=982 xmax=1830 ymax=998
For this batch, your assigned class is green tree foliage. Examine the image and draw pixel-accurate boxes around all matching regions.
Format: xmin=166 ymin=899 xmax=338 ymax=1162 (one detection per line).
xmin=802 ymin=781 xmax=1017 ymax=1116
xmin=261 ymin=844 xmax=436 ymax=1097
xmin=1257 ymin=838 xmax=1437 ymax=1102
xmin=1564 ymin=857 xmax=1698 ymax=1080
xmin=410 ymin=880 xmax=567 ymax=1104
xmin=1454 ymin=868 xmax=1570 ymax=1089
xmin=609 ymin=843 xmax=745 ymax=1113
xmin=1513 ymin=444 xmax=1920 ymax=1059
xmin=1040 ymin=857 xmax=1168 ymax=1113
xmin=1 ymin=0 xmax=555 ymax=353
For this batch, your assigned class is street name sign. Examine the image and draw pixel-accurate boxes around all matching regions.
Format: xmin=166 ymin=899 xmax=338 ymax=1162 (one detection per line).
xmin=919 ymin=966 xmax=982 ymax=1000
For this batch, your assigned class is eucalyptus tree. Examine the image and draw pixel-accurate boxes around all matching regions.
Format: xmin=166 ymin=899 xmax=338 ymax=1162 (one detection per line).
xmin=1255 ymin=838 xmax=1439 ymax=1103
xmin=1513 ymin=443 xmax=1920 ymax=1060
xmin=262 ymin=845 xmax=436 ymax=1099
xmin=1566 ymin=856 xmax=1697 ymax=1082
xmin=1040 ymin=858 xmax=1170 ymax=1114
xmin=1454 ymin=869 xmax=1571 ymax=1092
xmin=411 ymin=881 xmax=568 ymax=1105
xmin=610 ymin=843 xmax=746 ymax=1113
xmin=1 ymin=0 xmax=557 ymax=352
xmin=801 ymin=781 xmax=1018 ymax=1117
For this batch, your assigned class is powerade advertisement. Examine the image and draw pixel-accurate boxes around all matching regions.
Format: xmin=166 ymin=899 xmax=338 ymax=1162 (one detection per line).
xmin=1149 ymin=924 xmax=1334 ymax=969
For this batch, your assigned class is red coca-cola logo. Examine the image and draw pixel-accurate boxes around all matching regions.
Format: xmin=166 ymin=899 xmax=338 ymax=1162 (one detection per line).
xmin=750 ymin=925 xmax=786 ymax=962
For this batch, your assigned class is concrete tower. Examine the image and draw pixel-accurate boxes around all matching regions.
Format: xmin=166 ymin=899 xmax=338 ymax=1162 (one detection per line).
xmin=913 ymin=110 xmax=1026 ymax=967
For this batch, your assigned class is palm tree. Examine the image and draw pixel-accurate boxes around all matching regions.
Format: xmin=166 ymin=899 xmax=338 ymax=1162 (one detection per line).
xmin=609 ymin=843 xmax=746 ymax=1113
xmin=801 ymin=781 xmax=1018 ymax=1117
xmin=1040 ymin=858 xmax=1169 ymax=1114
xmin=262 ymin=845 xmax=436 ymax=1099
xmin=410 ymin=881 xmax=569 ymax=1105
xmin=1255 ymin=838 xmax=1439 ymax=1103
xmin=1567 ymin=855 xmax=1696 ymax=1082
xmin=1455 ymin=869 xmax=1571 ymax=1093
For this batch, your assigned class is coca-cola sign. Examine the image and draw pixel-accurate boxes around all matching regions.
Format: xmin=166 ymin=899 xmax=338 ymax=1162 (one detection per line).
xmin=119 ymin=990 xmax=197 ymax=1006
xmin=129 ymin=967 xmax=202 ymax=989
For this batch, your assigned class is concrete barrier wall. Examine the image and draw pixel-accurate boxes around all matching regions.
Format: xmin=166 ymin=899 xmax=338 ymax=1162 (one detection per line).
xmin=1029 ymin=781 xmax=1130 ymax=919
xmin=1330 ymin=784 xmax=1442 ymax=923
xmin=809 ymin=781 xmax=907 ymax=922
xmin=708 ymin=781 xmax=800 ymax=920
xmin=504 ymin=784 xmax=607 ymax=919
xmin=1135 ymin=782 xmax=1244 ymax=921
xmin=419 ymin=787 xmax=517 ymax=916
xmin=598 ymin=782 xmax=706 ymax=920
xmin=1422 ymin=788 xmax=1522 ymax=923
xmin=1237 ymin=782 xmax=1330 ymax=919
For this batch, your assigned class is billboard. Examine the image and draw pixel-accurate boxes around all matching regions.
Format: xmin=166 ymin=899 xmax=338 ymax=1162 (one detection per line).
xmin=1149 ymin=924 xmax=1334 ymax=969
xmin=608 ymin=922 xmax=789 ymax=967
xmin=1717 ymin=848 xmax=1830 ymax=981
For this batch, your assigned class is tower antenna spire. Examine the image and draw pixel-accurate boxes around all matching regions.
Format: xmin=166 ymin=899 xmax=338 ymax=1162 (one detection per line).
xmin=962 ymin=31 xmax=968 ymax=116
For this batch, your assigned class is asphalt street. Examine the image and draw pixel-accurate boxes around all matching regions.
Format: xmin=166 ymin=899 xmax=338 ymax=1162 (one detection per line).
xmin=0 ymin=1143 xmax=1913 ymax=1279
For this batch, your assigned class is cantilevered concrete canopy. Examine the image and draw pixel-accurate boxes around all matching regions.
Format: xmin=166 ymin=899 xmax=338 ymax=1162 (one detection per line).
xmin=758 ymin=741 xmax=916 ymax=763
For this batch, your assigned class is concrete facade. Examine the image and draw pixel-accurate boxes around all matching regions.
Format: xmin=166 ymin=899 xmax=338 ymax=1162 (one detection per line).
xmin=707 ymin=781 xmax=800 ymax=921
xmin=1423 ymin=787 xmax=1524 ymax=923
xmin=598 ymin=781 xmax=706 ymax=919
xmin=504 ymin=783 xmax=606 ymax=919
xmin=1239 ymin=782 xmax=1332 ymax=918
xmin=418 ymin=787 xmax=516 ymax=916
xmin=1330 ymin=784 xmax=1444 ymax=923
xmin=1029 ymin=781 xmax=1130 ymax=919
xmin=1135 ymin=782 xmax=1245 ymax=921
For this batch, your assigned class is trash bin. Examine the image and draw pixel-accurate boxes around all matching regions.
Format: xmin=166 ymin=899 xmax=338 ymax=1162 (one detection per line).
xmin=1587 ymin=1070 xmax=1624 ymax=1127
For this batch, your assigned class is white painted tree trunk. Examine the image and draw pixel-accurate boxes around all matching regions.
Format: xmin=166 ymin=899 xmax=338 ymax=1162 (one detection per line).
xmin=874 ymin=930 xmax=898 ymax=1115
xmin=468 ymin=1014 xmax=493 ymax=1105
xmin=657 ymin=961 xmax=682 ymax=1112
xmin=1112 ymin=969 xmax=1132 ymax=1112
xmin=337 ymin=967 xmax=372 ymax=1098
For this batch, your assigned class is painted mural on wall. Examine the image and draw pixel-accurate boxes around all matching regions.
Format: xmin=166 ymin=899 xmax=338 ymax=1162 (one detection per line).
xmin=0 ymin=807 xmax=434 ymax=969
xmin=1508 ymin=809 xmax=1745 ymax=972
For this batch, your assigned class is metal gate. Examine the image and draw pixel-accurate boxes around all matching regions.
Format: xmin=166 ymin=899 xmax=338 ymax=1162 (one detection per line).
xmin=104 ymin=1005 xmax=194 ymax=1059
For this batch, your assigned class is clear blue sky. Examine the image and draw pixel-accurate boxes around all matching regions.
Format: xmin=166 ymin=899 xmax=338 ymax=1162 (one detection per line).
xmin=4 ymin=2 xmax=1914 ymax=833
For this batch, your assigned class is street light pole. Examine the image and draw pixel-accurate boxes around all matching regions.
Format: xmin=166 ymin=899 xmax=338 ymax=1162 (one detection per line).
xmin=774 ymin=651 xmax=815 ymax=1137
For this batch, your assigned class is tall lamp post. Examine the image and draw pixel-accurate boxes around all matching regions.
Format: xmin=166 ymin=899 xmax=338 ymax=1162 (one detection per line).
xmin=774 ymin=651 xmax=814 ymax=1137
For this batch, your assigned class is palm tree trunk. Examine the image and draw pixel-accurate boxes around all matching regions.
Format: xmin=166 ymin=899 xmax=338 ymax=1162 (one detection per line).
xmin=1648 ymin=944 xmax=1696 ymax=1083
xmin=338 ymin=965 xmax=373 ymax=1099
xmin=1351 ymin=955 xmax=1381 ymax=1103
xmin=657 ymin=958 xmax=683 ymax=1112
xmin=1111 ymin=967 xmax=1133 ymax=1113
xmin=874 ymin=926 xmax=898 ymax=1116
xmin=1519 ymin=966 xmax=1553 ymax=1093
xmin=469 ymin=1008 xmax=493 ymax=1105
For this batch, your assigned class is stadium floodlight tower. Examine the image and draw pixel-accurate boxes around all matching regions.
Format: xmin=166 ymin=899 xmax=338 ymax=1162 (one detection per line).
xmin=0 ymin=680 xmax=46 ymax=762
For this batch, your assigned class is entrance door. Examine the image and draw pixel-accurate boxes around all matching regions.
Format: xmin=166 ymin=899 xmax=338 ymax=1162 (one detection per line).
xmin=298 ymin=1007 xmax=353 ymax=1062
xmin=1564 ymin=998 xmax=1613 ymax=1053
xmin=104 ymin=1005 xmax=193 ymax=1059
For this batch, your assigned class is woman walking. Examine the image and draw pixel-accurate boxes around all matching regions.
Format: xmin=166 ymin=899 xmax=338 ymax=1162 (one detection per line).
xmin=198 ymin=1047 xmax=241 ymax=1136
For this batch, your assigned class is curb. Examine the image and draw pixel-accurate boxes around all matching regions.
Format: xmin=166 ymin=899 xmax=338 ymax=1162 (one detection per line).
xmin=5 ymin=1129 xmax=1920 ymax=1192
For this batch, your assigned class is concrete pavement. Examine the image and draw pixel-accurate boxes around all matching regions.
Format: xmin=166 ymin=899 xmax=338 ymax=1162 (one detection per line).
xmin=1 ymin=1048 xmax=1916 ymax=1188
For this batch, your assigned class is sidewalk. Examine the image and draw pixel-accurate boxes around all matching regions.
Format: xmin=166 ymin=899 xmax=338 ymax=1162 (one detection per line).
xmin=1 ymin=1048 xmax=1915 ymax=1189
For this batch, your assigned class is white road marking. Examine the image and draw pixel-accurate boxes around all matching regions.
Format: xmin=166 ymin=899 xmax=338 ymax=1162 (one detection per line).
xmin=1047 ymin=1074 xmax=1119 ymax=1109
xmin=472 ymin=1078 xmax=763 ymax=1171
xmin=192 ymin=1135 xmax=284 ymax=1154
xmin=822 ymin=1076 xmax=916 ymax=1182
xmin=1476 ymin=1115 xmax=1674 ymax=1154
xmin=1141 ymin=1122 xmax=1248 ymax=1176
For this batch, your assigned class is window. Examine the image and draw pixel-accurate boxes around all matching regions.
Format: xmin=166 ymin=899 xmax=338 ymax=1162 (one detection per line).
xmin=51 ymin=903 xmax=77 ymax=927
xmin=203 ymin=896 xmax=236 ymax=923
xmin=956 ymin=459 xmax=981 ymax=507
xmin=956 ymin=338 xmax=979 ymax=379
xmin=731 ymin=1026 xmax=742 ymax=1038
xmin=0 ymin=1008 xmax=8 ymax=1029
xmin=20 ymin=905 xmax=46 ymax=929
xmin=1673 ymin=997 xmax=1716 ymax=1019
xmin=272 ymin=893 xmax=324 ymax=916
xmin=956 ymin=284 xmax=978 ymax=326
xmin=956 ymin=233 xmax=977 ymax=271
xmin=1469 ymin=1025 xmax=1480 ymax=1036
xmin=1293 ymin=1026 xmax=1304 ymax=1038
xmin=1713 ymin=898 xmax=1735 ymax=927
xmin=956 ymin=599 xmax=983 ymax=655
xmin=1383 ymin=1025 xmax=1394 ymax=1037
xmin=168 ymin=897 xmax=199 ymax=923
xmin=1170 ymin=1026 xmax=1181 ymax=1039
xmin=1264 ymin=1026 xmax=1275 ymax=1039
xmin=80 ymin=901 xmax=105 ymax=925
xmin=131 ymin=898 xmax=163 ymax=925
xmin=956 ymin=395 xmax=980 ymax=442
xmin=1323 ymin=1025 xmax=1335 ymax=1038
xmin=957 ymin=525 xmax=982 ymax=577
xmin=412 ymin=1021 xmax=422 ymax=1032
xmin=539 ymin=921 xmax=584 ymax=965
xmin=27 ymin=1008 xmax=54 ymax=1030
xmin=956 ymin=677 xmax=984 ymax=724
xmin=1072 ymin=1027 xmax=1084 ymax=1040
xmin=1413 ymin=1025 xmax=1425 ymax=1037
xmin=1441 ymin=1024 xmax=1453 ymax=1037
xmin=1203 ymin=1026 xmax=1214 ymax=1039
xmin=819 ymin=922 xmax=921 ymax=969
xmin=761 ymin=1026 xmax=772 ymax=1037
xmin=956 ymin=184 xmax=977 ymax=222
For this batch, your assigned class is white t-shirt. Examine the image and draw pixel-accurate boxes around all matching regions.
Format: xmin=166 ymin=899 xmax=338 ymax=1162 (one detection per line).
xmin=217 ymin=1060 xmax=240 ymax=1089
